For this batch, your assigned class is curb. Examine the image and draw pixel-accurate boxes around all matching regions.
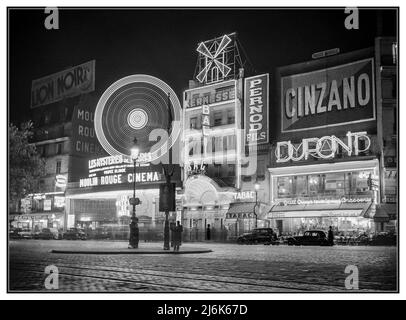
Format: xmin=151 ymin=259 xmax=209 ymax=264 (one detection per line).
xmin=50 ymin=249 xmax=213 ymax=255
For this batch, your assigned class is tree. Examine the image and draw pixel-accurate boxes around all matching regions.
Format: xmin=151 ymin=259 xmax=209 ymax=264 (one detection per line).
xmin=9 ymin=121 xmax=45 ymax=212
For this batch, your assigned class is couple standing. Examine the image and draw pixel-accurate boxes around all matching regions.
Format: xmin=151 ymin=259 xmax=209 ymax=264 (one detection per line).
xmin=170 ymin=221 xmax=183 ymax=252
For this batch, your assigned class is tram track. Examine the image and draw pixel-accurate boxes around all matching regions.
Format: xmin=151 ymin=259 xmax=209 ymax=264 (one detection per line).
xmin=9 ymin=260 xmax=378 ymax=292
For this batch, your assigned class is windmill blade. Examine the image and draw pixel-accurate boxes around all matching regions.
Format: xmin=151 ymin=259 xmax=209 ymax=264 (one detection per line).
xmin=213 ymin=35 xmax=232 ymax=58
xmin=196 ymin=60 xmax=213 ymax=83
xmin=197 ymin=42 xmax=213 ymax=59
xmin=214 ymin=59 xmax=232 ymax=77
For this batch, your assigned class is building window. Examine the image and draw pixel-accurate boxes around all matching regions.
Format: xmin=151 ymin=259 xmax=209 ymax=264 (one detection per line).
xmin=190 ymin=117 xmax=197 ymax=129
xmin=213 ymin=112 xmax=222 ymax=126
xmin=44 ymin=113 xmax=51 ymax=124
xmin=227 ymin=110 xmax=235 ymax=124
xmin=228 ymin=164 xmax=235 ymax=176
xmin=56 ymin=160 xmax=62 ymax=174
xmin=56 ymin=143 xmax=62 ymax=155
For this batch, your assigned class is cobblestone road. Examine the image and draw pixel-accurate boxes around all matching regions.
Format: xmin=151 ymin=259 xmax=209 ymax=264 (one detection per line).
xmin=8 ymin=240 xmax=397 ymax=293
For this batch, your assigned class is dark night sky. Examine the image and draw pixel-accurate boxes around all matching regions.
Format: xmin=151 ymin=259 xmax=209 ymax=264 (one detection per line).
xmin=9 ymin=8 xmax=397 ymax=125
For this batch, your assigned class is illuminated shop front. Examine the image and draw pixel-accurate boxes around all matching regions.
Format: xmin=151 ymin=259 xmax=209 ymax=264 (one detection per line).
xmin=9 ymin=191 xmax=67 ymax=231
xmin=268 ymin=160 xmax=380 ymax=236
xmin=66 ymin=155 xmax=181 ymax=233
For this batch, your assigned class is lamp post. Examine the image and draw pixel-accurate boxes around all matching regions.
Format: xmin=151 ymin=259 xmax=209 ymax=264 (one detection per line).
xmin=163 ymin=93 xmax=174 ymax=250
xmin=254 ymin=182 xmax=260 ymax=229
xmin=129 ymin=137 xmax=140 ymax=249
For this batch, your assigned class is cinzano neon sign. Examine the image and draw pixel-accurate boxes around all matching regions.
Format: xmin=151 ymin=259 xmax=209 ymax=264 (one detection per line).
xmin=276 ymin=131 xmax=371 ymax=163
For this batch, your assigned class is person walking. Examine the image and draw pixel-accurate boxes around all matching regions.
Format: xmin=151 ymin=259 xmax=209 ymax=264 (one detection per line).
xmin=206 ymin=224 xmax=211 ymax=241
xmin=169 ymin=222 xmax=176 ymax=248
xmin=173 ymin=221 xmax=183 ymax=252
xmin=328 ymin=226 xmax=334 ymax=246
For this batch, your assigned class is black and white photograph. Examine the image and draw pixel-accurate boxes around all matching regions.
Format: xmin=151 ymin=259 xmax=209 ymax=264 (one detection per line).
xmin=6 ymin=4 xmax=399 ymax=299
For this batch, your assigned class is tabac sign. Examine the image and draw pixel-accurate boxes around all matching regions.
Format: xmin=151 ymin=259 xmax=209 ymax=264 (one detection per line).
xmin=31 ymin=60 xmax=95 ymax=108
xmin=281 ymin=58 xmax=375 ymax=133
xmin=245 ymin=74 xmax=269 ymax=145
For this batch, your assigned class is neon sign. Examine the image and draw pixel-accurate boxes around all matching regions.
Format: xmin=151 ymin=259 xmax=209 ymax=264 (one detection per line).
xmin=275 ymin=131 xmax=371 ymax=163
xmin=245 ymin=74 xmax=269 ymax=145
xmin=196 ymin=34 xmax=232 ymax=84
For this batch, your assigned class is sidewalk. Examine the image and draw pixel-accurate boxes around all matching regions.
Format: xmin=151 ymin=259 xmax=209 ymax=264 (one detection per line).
xmin=50 ymin=240 xmax=213 ymax=255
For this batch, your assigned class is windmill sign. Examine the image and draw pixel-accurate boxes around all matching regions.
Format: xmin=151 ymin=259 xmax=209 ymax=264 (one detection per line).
xmin=196 ymin=34 xmax=234 ymax=84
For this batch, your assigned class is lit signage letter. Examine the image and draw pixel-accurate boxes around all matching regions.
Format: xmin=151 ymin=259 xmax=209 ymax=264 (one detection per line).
xmin=302 ymin=137 xmax=319 ymax=160
xmin=276 ymin=141 xmax=291 ymax=163
xmin=285 ymin=88 xmax=296 ymax=119
xmin=357 ymin=73 xmax=370 ymax=106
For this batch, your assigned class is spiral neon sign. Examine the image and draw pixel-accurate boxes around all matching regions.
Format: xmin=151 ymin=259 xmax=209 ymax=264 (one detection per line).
xmin=94 ymin=75 xmax=181 ymax=162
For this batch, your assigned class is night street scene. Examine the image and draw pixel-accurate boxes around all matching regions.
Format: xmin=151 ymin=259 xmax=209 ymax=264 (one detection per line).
xmin=8 ymin=7 xmax=398 ymax=294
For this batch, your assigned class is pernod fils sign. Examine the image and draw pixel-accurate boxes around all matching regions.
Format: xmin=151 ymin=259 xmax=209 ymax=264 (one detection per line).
xmin=281 ymin=59 xmax=375 ymax=132
xmin=275 ymin=131 xmax=371 ymax=163
xmin=245 ymin=74 xmax=269 ymax=145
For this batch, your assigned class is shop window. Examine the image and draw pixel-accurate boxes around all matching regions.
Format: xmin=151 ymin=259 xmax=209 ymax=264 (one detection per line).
xmin=351 ymin=171 xmax=371 ymax=194
xmin=308 ymin=175 xmax=322 ymax=197
xmin=294 ymin=176 xmax=308 ymax=197
xmin=324 ymin=173 xmax=346 ymax=197
xmin=277 ymin=177 xmax=294 ymax=198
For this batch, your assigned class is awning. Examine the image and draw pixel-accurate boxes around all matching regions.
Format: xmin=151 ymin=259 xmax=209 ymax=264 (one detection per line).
xmin=268 ymin=201 xmax=372 ymax=219
xmin=9 ymin=212 xmax=64 ymax=221
xmin=226 ymin=202 xmax=256 ymax=219
xmin=373 ymin=204 xmax=397 ymax=222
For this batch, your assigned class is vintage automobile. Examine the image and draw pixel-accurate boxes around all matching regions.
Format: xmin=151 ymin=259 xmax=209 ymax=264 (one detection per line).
xmin=18 ymin=228 xmax=34 ymax=239
xmin=37 ymin=228 xmax=61 ymax=240
xmin=63 ymin=228 xmax=87 ymax=240
xmin=237 ymin=228 xmax=277 ymax=244
xmin=287 ymin=230 xmax=332 ymax=246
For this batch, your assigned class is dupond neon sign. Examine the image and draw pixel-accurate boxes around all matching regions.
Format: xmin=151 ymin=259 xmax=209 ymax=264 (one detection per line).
xmin=276 ymin=131 xmax=371 ymax=163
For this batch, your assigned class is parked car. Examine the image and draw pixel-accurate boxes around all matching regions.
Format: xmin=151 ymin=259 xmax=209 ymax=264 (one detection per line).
xmin=287 ymin=230 xmax=332 ymax=246
xmin=18 ymin=228 xmax=34 ymax=239
xmin=88 ymin=227 xmax=110 ymax=240
xmin=237 ymin=228 xmax=276 ymax=244
xmin=63 ymin=228 xmax=87 ymax=240
xmin=9 ymin=228 xmax=22 ymax=239
xmin=38 ymin=228 xmax=60 ymax=240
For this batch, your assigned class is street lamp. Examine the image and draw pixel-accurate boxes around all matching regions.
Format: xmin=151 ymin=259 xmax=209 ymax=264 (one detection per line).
xmin=163 ymin=93 xmax=174 ymax=251
xmin=254 ymin=182 xmax=260 ymax=229
xmin=129 ymin=137 xmax=140 ymax=249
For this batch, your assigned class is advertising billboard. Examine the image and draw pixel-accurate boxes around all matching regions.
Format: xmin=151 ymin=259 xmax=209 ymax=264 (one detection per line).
xmin=78 ymin=155 xmax=181 ymax=189
xmin=281 ymin=58 xmax=375 ymax=133
xmin=244 ymin=74 xmax=269 ymax=145
xmin=31 ymin=60 xmax=95 ymax=108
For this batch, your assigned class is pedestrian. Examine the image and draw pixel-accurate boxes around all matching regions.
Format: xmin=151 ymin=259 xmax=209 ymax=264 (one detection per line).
xmin=328 ymin=226 xmax=334 ymax=246
xmin=173 ymin=221 xmax=183 ymax=252
xmin=206 ymin=224 xmax=211 ymax=241
xmin=170 ymin=222 xmax=176 ymax=247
